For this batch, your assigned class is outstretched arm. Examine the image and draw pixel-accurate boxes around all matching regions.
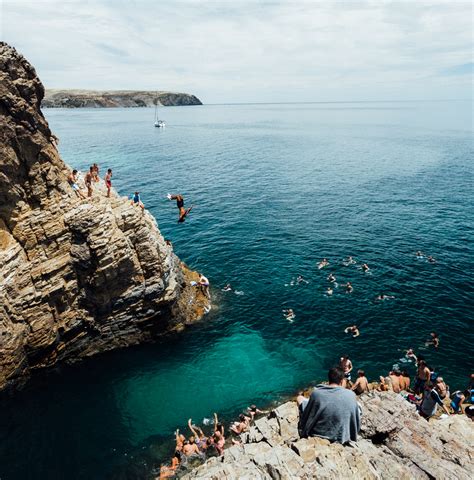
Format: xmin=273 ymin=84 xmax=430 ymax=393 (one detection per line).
xmin=167 ymin=194 xmax=179 ymax=200
xmin=213 ymin=413 xmax=218 ymax=433
xmin=188 ymin=418 xmax=198 ymax=437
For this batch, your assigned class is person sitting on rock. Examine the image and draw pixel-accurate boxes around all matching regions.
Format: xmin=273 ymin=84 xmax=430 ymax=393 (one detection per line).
xmin=419 ymin=382 xmax=450 ymax=419
xmin=298 ymin=367 xmax=360 ymax=444
xmin=351 ymin=370 xmax=369 ymax=395
xmin=188 ymin=418 xmax=208 ymax=452
xmin=247 ymin=404 xmax=267 ymax=420
xmin=182 ymin=436 xmax=200 ymax=456
xmin=67 ymin=169 xmax=86 ymax=199
xmin=131 ymin=191 xmax=145 ymax=210
xmin=400 ymin=371 xmax=411 ymax=391
xmin=230 ymin=413 xmax=251 ymax=435
xmin=159 ymin=451 xmax=180 ymax=479
xmin=389 ymin=369 xmax=402 ymax=393
xmin=213 ymin=413 xmax=225 ymax=455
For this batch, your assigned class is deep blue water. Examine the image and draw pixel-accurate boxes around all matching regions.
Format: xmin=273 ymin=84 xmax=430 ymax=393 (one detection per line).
xmin=1 ymin=102 xmax=473 ymax=479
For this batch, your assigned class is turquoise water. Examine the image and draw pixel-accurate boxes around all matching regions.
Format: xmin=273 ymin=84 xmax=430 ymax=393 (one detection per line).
xmin=1 ymin=102 xmax=473 ymax=479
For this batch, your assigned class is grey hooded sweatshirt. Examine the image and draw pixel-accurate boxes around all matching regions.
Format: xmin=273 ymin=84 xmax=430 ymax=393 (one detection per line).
xmin=298 ymin=385 xmax=361 ymax=444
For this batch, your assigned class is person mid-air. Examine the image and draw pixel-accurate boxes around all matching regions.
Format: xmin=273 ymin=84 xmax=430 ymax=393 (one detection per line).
xmin=167 ymin=194 xmax=193 ymax=223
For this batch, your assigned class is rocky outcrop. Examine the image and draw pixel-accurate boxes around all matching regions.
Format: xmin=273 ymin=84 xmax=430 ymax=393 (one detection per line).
xmin=43 ymin=89 xmax=202 ymax=108
xmin=183 ymin=392 xmax=473 ymax=479
xmin=0 ymin=42 xmax=209 ymax=391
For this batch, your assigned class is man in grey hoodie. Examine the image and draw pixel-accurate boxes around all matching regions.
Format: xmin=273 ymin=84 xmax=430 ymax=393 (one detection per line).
xmin=298 ymin=367 xmax=360 ymax=444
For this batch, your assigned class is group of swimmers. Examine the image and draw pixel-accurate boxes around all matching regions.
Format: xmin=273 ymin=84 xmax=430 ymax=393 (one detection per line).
xmin=158 ymin=405 xmax=266 ymax=479
xmin=338 ymin=348 xmax=474 ymax=420
xmin=68 ymin=164 xmax=194 ymax=223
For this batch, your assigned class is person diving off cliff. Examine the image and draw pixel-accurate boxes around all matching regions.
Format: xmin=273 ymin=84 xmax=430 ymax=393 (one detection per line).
xmin=167 ymin=193 xmax=193 ymax=223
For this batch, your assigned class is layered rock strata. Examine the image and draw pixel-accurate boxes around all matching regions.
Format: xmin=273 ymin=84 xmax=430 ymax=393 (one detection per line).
xmin=0 ymin=42 xmax=209 ymax=391
xmin=183 ymin=392 xmax=473 ymax=479
xmin=43 ymin=89 xmax=202 ymax=108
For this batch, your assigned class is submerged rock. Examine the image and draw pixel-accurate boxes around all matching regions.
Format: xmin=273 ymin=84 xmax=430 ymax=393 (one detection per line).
xmin=0 ymin=42 xmax=209 ymax=391
xmin=182 ymin=392 xmax=473 ymax=479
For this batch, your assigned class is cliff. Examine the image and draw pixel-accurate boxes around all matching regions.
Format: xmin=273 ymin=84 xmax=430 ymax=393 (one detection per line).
xmin=43 ymin=89 xmax=202 ymax=108
xmin=183 ymin=391 xmax=473 ymax=479
xmin=0 ymin=42 xmax=209 ymax=391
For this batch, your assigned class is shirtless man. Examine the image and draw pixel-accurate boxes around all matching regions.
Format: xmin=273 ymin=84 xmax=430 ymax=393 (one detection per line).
xmin=283 ymin=308 xmax=295 ymax=322
xmin=414 ymin=360 xmax=431 ymax=394
xmin=327 ymin=273 xmax=336 ymax=283
xmin=91 ymin=163 xmax=100 ymax=182
xmin=67 ymin=169 xmax=86 ymax=199
xmin=84 ymin=166 xmax=94 ymax=197
xmin=104 ymin=168 xmax=112 ymax=197
xmin=400 ymin=371 xmax=411 ymax=391
xmin=361 ymin=263 xmax=370 ymax=272
xmin=376 ymin=293 xmax=394 ymax=301
xmin=389 ymin=369 xmax=402 ymax=393
xmin=352 ymin=370 xmax=369 ymax=395
xmin=427 ymin=256 xmax=436 ymax=263
xmin=339 ymin=355 xmax=353 ymax=383
xmin=344 ymin=325 xmax=360 ymax=337
xmin=167 ymin=193 xmax=193 ymax=223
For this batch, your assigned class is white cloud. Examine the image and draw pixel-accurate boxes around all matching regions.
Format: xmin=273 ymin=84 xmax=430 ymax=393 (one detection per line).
xmin=1 ymin=0 xmax=472 ymax=102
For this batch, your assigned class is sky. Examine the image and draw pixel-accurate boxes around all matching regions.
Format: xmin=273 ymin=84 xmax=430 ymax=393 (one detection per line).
xmin=1 ymin=0 xmax=472 ymax=103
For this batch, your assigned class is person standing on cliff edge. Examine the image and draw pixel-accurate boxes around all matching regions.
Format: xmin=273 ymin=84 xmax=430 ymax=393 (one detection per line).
xmin=297 ymin=367 xmax=360 ymax=444
xmin=105 ymin=169 xmax=112 ymax=198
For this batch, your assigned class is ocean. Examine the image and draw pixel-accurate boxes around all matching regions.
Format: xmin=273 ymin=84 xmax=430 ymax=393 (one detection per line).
xmin=1 ymin=101 xmax=473 ymax=479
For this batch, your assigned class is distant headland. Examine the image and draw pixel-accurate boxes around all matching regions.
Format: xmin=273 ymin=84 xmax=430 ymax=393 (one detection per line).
xmin=43 ymin=89 xmax=202 ymax=108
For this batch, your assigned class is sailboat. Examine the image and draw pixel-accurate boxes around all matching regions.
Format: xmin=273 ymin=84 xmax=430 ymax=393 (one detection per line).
xmin=154 ymin=101 xmax=166 ymax=128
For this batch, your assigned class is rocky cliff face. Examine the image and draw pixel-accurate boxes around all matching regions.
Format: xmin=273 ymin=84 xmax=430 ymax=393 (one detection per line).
xmin=184 ymin=392 xmax=473 ymax=479
xmin=43 ymin=89 xmax=202 ymax=108
xmin=0 ymin=42 xmax=209 ymax=391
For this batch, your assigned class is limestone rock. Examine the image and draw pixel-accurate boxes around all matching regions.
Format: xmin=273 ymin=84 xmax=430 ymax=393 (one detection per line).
xmin=183 ymin=392 xmax=473 ymax=479
xmin=0 ymin=42 xmax=209 ymax=390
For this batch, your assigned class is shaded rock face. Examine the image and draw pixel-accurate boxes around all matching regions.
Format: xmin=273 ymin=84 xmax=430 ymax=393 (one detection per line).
xmin=43 ymin=89 xmax=202 ymax=108
xmin=183 ymin=392 xmax=473 ymax=479
xmin=0 ymin=42 xmax=209 ymax=391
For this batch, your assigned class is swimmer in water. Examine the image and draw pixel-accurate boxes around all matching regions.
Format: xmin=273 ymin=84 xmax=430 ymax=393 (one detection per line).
xmin=222 ymin=284 xmax=232 ymax=292
xmin=416 ymin=251 xmax=424 ymax=258
xmin=282 ymin=309 xmax=295 ymax=322
xmin=342 ymin=282 xmax=353 ymax=293
xmin=427 ymin=255 xmax=436 ymax=263
xmin=361 ymin=263 xmax=370 ymax=272
xmin=297 ymin=275 xmax=309 ymax=284
xmin=326 ymin=287 xmax=333 ymax=296
xmin=426 ymin=332 xmax=440 ymax=349
xmin=167 ymin=193 xmax=193 ymax=223
xmin=375 ymin=293 xmax=394 ymax=301
xmin=318 ymin=258 xmax=329 ymax=269
xmin=405 ymin=348 xmax=418 ymax=363
xmin=344 ymin=325 xmax=360 ymax=337
xmin=343 ymin=256 xmax=356 ymax=265
xmin=327 ymin=273 xmax=336 ymax=283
